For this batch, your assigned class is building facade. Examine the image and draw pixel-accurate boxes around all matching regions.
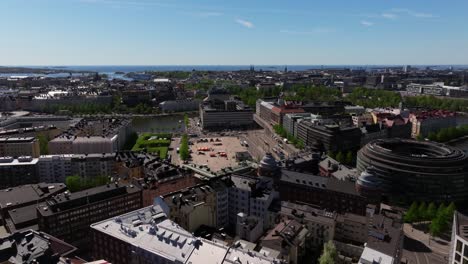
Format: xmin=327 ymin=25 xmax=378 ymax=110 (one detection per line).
xmin=278 ymin=169 xmax=368 ymax=216
xmin=37 ymin=183 xmax=142 ymax=249
xmin=0 ymin=156 xmax=39 ymax=188
xmin=449 ymin=211 xmax=468 ymax=264
xmin=0 ymin=137 xmax=40 ymax=158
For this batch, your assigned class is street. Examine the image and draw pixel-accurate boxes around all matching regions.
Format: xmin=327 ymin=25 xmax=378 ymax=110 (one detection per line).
xmin=402 ymin=223 xmax=449 ymax=264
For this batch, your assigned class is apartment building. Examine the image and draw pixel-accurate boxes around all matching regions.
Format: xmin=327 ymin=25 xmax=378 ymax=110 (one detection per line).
xmin=449 ymin=211 xmax=468 ymax=264
xmin=0 ymin=137 xmax=40 ymax=158
xmin=37 ymin=183 xmax=142 ymax=249
xmin=0 ymin=156 xmax=39 ymax=188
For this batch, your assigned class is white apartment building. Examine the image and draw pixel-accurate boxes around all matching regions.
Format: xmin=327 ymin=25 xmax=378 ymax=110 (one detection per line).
xmin=449 ymin=211 xmax=468 ymax=264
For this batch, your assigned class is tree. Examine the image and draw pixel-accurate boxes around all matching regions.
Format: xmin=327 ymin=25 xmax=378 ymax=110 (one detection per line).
xmin=184 ymin=113 xmax=190 ymax=128
xmin=65 ymin=175 xmax=109 ymax=192
xmin=427 ymin=132 xmax=437 ymax=141
xmin=404 ymin=202 xmax=418 ymax=223
xmin=319 ymin=241 xmax=337 ymax=264
xmin=345 ymin=151 xmax=354 ymax=165
xmin=426 ymin=202 xmax=437 ymax=220
xmin=430 ymin=214 xmax=444 ymax=237
xmin=446 ymin=202 xmax=456 ymax=222
xmin=296 ymin=139 xmax=305 ymax=150
xmin=335 ymin=151 xmax=344 ymax=163
xmin=327 ymin=151 xmax=335 ymax=159
xmin=437 ymin=203 xmax=447 ymax=218
xmin=437 ymin=129 xmax=449 ymax=142
xmin=416 ymin=202 xmax=427 ymax=222
xmin=65 ymin=175 xmax=82 ymax=192
xmin=434 ymin=203 xmax=449 ymax=233
xmin=179 ymin=134 xmax=190 ymax=161
xmin=37 ymin=134 xmax=49 ymax=155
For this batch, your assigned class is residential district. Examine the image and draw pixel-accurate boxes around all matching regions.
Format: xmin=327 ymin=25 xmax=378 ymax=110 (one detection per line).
xmin=0 ymin=65 xmax=468 ymax=264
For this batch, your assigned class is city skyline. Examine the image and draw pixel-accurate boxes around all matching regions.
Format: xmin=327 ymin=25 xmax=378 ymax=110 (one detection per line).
xmin=1 ymin=0 xmax=467 ymax=65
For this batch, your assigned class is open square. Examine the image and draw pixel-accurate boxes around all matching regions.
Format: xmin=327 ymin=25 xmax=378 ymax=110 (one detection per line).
xmin=188 ymin=136 xmax=249 ymax=172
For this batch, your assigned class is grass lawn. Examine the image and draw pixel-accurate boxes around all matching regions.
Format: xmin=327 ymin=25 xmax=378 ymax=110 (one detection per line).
xmin=131 ymin=133 xmax=172 ymax=158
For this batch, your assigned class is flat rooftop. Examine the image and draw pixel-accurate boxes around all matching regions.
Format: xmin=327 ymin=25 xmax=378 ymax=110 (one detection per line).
xmin=0 ymin=183 xmax=66 ymax=210
xmin=280 ymin=201 xmax=336 ymax=225
xmin=91 ymin=206 xmax=282 ymax=264
xmin=0 ymin=137 xmax=36 ymax=143
xmin=91 ymin=207 xmax=195 ymax=263
xmin=38 ymin=183 xmax=140 ymax=216
xmin=366 ymin=214 xmax=402 ymax=258
xmin=280 ymin=169 xmax=360 ymax=196
xmin=0 ymin=157 xmax=39 ymax=166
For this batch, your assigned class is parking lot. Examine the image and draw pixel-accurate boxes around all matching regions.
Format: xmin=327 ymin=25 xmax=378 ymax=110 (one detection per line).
xmin=189 ymin=136 xmax=249 ymax=172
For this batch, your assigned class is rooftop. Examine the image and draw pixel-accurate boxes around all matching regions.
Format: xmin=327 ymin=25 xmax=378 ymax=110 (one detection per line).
xmin=0 ymin=137 xmax=36 ymax=143
xmin=0 ymin=183 xmax=66 ymax=210
xmin=280 ymin=169 xmax=360 ymax=196
xmin=52 ymin=118 xmax=130 ymax=139
xmin=6 ymin=204 xmax=39 ymax=231
xmin=91 ymin=206 xmax=282 ymax=264
xmin=163 ymin=183 xmax=218 ymax=209
xmin=280 ymin=201 xmax=336 ymax=225
xmin=0 ymin=229 xmax=76 ymax=264
xmin=0 ymin=156 xmax=38 ymax=166
xmin=365 ymin=214 xmax=403 ymax=258
xmin=261 ymin=219 xmax=308 ymax=257
xmin=91 ymin=206 xmax=197 ymax=263
xmin=359 ymin=247 xmax=394 ymax=264
xmin=37 ymin=183 xmax=140 ymax=216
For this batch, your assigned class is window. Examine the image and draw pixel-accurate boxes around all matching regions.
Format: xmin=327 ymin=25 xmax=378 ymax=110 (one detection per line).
xmin=455 ymin=253 xmax=461 ymax=262
xmin=465 ymin=244 xmax=468 ymax=258
xmin=457 ymin=240 xmax=463 ymax=253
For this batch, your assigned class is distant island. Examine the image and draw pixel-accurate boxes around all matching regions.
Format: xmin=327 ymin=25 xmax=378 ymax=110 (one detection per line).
xmin=0 ymin=66 xmax=94 ymax=74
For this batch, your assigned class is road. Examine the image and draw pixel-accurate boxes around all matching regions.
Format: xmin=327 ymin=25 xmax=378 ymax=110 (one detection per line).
xmin=402 ymin=224 xmax=449 ymax=264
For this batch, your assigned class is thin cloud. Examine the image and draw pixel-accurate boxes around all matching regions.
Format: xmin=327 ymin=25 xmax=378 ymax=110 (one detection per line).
xmin=197 ymin=12 xmax=223 ymax=17
xmin=360 ymin=20 xmax=374 ymax=27
xmin=391 ymin=8 xmax=436 ymax=18
xmin=77 ymin=0 xmax=176 ymax=8
xmin=236 ymin=19 xmax=254 ymax=28
xmin=180 ymin=11 xmax=224 ymax=17
xmin=280 ymin=28 xmax=335 ymax=35
xmin=381 ymin=13 xmax=398 ymax=19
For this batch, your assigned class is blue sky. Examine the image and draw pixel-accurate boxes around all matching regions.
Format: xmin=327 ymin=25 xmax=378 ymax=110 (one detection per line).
xmin=1 ymin=0 xmax=467 ymax=65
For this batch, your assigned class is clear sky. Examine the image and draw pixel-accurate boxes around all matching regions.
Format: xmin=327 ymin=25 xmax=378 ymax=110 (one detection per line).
xmin=1 ymin=0 xmax=467 ymax=65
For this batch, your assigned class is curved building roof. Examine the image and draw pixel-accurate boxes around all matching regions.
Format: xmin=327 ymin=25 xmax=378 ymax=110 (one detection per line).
xmin=259 ymin=153 xmax=279 ymax=171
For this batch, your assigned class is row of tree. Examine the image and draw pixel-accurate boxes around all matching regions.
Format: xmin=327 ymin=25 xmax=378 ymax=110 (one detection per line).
xmin=65 ymin=175 xmax=110 ymax=192
xmin=37 ymin=133 xmax=49 ymax=155
xmin=42 ymin=103 xmax=113 ymax=115
xmin=347 ymin=87 xmax=402 ymax=108
xmin=184 ymin=113 xmax=190 ymax=128
xmin=423 ymin=125 xmax=468 ymax=142
xmin=404 ymin=201 xmax=456 ymax=236
xmin=319 ymin=241 xmax=337 ymax=264
xmin=405 ymin=95 xmax=468 ymax=112
xmin=145 ymin=71 xmax=191 ymax=79
xmin=327 ymin=150 xmax=355 ymax=166
xmin=283 ymin=84 xmax=342 ymax=102
xmin=224 ymin=85 xmax=468 ymax=114
xmin=272 ymin=124 xmax=305 ymax=149
xmin=179 ymin=134 xmax=190 ymax=161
